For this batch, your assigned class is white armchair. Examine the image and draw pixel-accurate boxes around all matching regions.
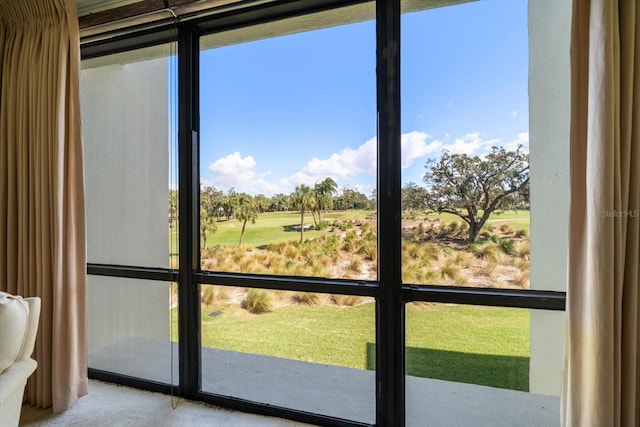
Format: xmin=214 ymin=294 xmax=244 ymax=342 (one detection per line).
xmin=0 ymin=292 xmax=41 ymax=427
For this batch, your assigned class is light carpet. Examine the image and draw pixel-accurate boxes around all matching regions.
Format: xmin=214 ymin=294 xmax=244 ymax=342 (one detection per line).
xmin=19 ymin=380 xmax=311 ymax=427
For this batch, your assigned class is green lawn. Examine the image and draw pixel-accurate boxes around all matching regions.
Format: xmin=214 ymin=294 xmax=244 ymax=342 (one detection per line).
xmin=202 ymin=210 xmax=376 ymax=248
xmin=173 ymin=302 xmax=530 ymax=391
xmin=405 ymin=303 xmax=529 ymax=391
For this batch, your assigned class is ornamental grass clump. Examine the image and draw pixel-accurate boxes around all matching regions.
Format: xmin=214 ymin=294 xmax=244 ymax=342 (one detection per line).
xmin=332 ymin=295 xmax=363 ymax=306
xmin=244 ymin=289 xmax=273 ymax=314
xmin=293 ymin=292 xmax=320 ymax=305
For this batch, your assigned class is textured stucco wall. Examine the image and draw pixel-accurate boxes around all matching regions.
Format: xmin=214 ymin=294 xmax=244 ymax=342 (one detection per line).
xmin=529 ymin=0 xmax=571 ymax=395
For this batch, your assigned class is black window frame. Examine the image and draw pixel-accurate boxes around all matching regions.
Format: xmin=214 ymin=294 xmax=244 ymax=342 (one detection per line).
xmin=83 ymin=1 xmax=566 ymax=426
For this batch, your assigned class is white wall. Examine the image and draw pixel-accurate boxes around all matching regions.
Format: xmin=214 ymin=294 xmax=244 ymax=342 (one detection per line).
xmin=81 ymin=57 xmax=170 ymax=355
xmin=528 ymin=0 xmax=571 ymax=395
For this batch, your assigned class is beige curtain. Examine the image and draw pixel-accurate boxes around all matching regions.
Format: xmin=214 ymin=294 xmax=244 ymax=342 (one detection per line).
xmin=0 ymin=0 xmax=87 ymax=413
xmin=564 ymin=0 xmax=640 ymax=426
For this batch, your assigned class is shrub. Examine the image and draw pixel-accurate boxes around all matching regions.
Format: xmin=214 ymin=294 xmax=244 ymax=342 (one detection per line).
xmin=403 ymin=265 xmax=440 ymax=284
xmin=253 ymin=251 xmax=269 ymax=264
xmin=202 ymin=286 xmax=216 ymax=304
xmin=201 ymin=286 xmax=220 ymax=306
xmin=332 ymin=295 xmax=363 ymax=306
xmin=489 ymin=234 xmax=501 ymax=244
xmin=439 ymin=260 xmax=460 ymax=281
xmin=471 ymin=243 xmax=503 ymax=262
xmin=337 ymin=221 xmax=353 ymax=231
xmin=498 ymin=238 xmax=516 ymax=255
xmin=405 ymin=242 xmax=421 ymax=259
xmin=421 ymin=243 xmax=441 ymax=261
xmin=297 ymin=243 xmax=313 ymax=260
xmin=515 ymin=241 xmax=530 ymax=259
xmin=449 ymin=252 xmax=471 ymax=268
xmin=447 ymin=221 xmax=460 ymax=233
xmin=513 ymin=258 xmax=530 ymax=271
xmin=317 ymin=220 xmax=331 ymax=230
xmin=238 ymin=258 xmax=258 ymax=273
xmin=266 ymin=241 xmax=288 ymax=254
xmin=284 ymin=244 xmax=299 ymax=259
xmin=310 ymin=254 xmax=331 ymax=268
xmin=514 ymin=228 xmax=529 ymax=238
xmin=511 ymin=271 xmax=529 ymax=287
xmin=370 ymin=262 xmax=378 ymax=273
xmin=230 ymin=247 xmax=247 ymax=264
xmin=311 ymin=263 xmax=329 ymax=277
xmin=478 ymin=261 xmax=498 ymax=276
xmin=293 ymin=292 xmax=320 ymax=305
xmin=499 ymin=223 xmax=516 ymax=234
xmin=341 ymin=231 xmax=360 ymax=253
xmin=244 ymin=289 xmax=273 ymax=314
xmin=322 ymin=235 xmax=341 ymax=254
xmin=359 ymin=241 xmax=377 ymax=261
xmin=347 ymin=257 xmax=363 ymax=273
xmin=401 ymin=265 xmax=419 ymax=283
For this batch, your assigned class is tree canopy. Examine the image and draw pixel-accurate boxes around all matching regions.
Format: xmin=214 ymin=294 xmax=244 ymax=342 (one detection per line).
xmin=423 ymin=145 xmax=529 ymax=242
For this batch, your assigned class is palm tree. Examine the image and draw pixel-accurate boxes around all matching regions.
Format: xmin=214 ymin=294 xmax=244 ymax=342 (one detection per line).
xmin=292 ymin=184 xmax=314 ymax=242
xmin=200 ymin=207 xmax=217 ymax=249
xmin=236 ymin=193 xmax=257 ymax=246
xmin=314 ymin=177 xmax=338 ymax=224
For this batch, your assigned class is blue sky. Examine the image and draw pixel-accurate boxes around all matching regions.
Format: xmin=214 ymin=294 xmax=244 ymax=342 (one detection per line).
xmin=198 ymin=0 xmax=528 ymax=197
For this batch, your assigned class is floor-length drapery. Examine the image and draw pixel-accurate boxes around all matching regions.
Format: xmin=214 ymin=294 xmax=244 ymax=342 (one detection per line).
xmin=0 ymin=0 xmax=87 ymax=413
xmin=563 ymin=0 xmax=640 ymax=425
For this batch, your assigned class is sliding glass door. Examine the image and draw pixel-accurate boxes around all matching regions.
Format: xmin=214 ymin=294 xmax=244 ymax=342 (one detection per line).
xmin=80 ymin=1 xmax=567 ymax=425
xmin=81 ymin=44 xmax=179 ymax=386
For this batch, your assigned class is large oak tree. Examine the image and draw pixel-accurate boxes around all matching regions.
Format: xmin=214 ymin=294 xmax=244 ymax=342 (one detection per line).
xmin=423 ymin=145 xmax=529 ymax=242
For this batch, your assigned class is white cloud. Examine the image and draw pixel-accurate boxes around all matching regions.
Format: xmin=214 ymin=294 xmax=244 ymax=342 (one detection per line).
xmin=514 ymin=132 xmax=529 ymax=145
xmin=287 ymin=131 xmax=441 ymax=186
xmin=350 ymin=183 xmax=376 ymax=197
xmin=400 ymin=131 xmax=443 ymax=168
xmin=207 ymin=152 xmax=282 ymax=194
xmin=446 ymin=132 xmax=500 ymax=155
xmin=508 ymin=110 xmax=518 ymax=118
xmin=208 ymin=152 xmax=256 ymax=187
xmin=299 ymin=136 xmax=376 ymax=181
xmin=199 ymin=178 xmax=212 ymax=188
xmin=444 ymin=132 xmax=529 ymax=157
xmin=503 ymin=132 xmax=529 ymax=152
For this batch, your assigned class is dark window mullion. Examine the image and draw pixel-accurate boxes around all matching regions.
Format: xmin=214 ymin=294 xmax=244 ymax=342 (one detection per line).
xmin=195 ymin=271 xmax=379 ymax=296
xmin=87 ymin=263 xmax=178 ymax=281
xmin=403 ymin=285 xmax=566 ymax=311
xmin=178 ymin=24 xmax=202 ymax=399
xmin=375 ymin=0 xmax=404 ymax=426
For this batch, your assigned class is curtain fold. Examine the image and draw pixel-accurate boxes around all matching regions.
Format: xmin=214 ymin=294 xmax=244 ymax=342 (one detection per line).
xmin=564 ymin=0 xmax=640 ymax=425
xmin=0 ymin=0 xmax=87 ymax=413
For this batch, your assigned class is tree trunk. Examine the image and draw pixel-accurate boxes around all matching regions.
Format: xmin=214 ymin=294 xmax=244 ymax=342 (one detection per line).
xmin=468 ymin=222 xmax=480 ymax=243
xmin=300 ymin=210 xmax=305 ymax=242
xmin=239 ymin=220 xmax=247 ymax=246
